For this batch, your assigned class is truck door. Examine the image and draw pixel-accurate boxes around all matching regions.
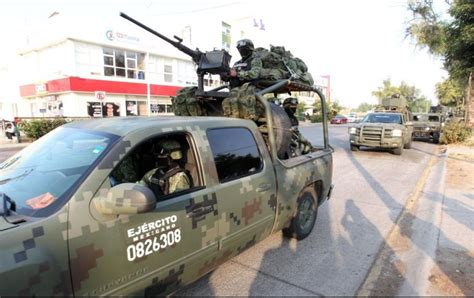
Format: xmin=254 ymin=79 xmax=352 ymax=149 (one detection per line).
xmin=205 ymin=127 xmax=277 ymax=256
xmin=67 ymin=132 xmax=220 ymax=296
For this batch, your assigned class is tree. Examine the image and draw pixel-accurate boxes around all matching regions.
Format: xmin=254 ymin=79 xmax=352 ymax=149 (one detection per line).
xmin=371 ymin=78 xmax=432 ymax=112
xmin=356 ymin=102 xmax=375 ymax=113
xmin=406 ymin=0 xmax=473 ymax=101
xmin=435 ymin=77 xmax=464 ymax=106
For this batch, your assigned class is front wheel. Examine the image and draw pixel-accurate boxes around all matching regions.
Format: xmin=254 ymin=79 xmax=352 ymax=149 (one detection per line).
xmin=282 ymin=187 xmax=318 ymax=240
xmin=393 ymin=145 xmax=403 ymax=155
xmin=404 ymin=137 xmax=412 ymax=149
xmin=350 ymin=144 xmax=360 ymax=152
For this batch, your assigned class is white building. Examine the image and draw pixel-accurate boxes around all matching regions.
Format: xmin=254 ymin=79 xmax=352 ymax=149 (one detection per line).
xmin=3 ymin=12 xmax=329 ymax=119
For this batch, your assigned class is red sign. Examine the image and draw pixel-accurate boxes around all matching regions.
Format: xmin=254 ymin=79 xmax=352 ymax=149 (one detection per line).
xmin=95 ymin=91 xmax=106 ymax=101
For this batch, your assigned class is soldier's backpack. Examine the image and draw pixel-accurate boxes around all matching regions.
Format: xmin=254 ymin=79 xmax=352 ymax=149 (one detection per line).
xmin=255 ymin=45 xmax=314 ymax=86
xmin=222 ymin=82 xmax=263 ymax=121
xmin=172 ymin=86 xmax=207 ymax=116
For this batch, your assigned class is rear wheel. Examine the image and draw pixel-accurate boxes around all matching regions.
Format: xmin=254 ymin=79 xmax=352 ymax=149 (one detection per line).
xmin=282 ymin=187 xmax=318 ymax=240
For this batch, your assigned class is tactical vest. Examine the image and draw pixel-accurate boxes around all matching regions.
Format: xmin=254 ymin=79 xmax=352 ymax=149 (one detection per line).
xmin=230 ymin=56 xmax=255 ymax=88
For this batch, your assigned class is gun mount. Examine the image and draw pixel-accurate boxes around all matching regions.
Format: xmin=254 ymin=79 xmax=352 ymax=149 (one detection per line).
xmin=120 ymin=12 xmax=231 ymax=96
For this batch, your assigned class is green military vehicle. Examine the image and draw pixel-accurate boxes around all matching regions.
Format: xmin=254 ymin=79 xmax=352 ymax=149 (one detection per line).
xmin=348 ymin=94 xmax=413 ymax=155
xmin=412 ymin=112 xmax=445 ymax=143
xmin=0 ymin=14 xmax=334 ymax=296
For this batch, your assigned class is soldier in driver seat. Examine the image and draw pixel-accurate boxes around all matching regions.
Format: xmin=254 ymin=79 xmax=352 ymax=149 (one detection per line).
xmin=139 ymin=140 xmax=191 ymax=197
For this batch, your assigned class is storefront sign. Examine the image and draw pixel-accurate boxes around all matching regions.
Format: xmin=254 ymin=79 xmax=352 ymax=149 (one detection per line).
xmin=150 ymin=104 xmax=160 ymax=114
xmin=87 ymin=102 xmax=103 ymax=118
xmin=35 ymin=83 xmax=48 ymax=95
xmin=126 ymin=101 xmax=138 ymax=116
xmin=102 ymin=102 xmax=120 ymax=117
xmin=106 ymin=30 xmax=140 ymax=43
xmin=95 ymin=91 xmax=106 ymax=101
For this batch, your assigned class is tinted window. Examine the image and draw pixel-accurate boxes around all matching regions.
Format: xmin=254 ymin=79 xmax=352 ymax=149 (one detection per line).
xmin=207 ymin=128 xmax=262 ymax=183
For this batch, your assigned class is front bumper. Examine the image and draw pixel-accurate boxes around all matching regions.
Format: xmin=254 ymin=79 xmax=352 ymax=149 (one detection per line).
xmin=350 ymin=134 xmax=403 ymax=148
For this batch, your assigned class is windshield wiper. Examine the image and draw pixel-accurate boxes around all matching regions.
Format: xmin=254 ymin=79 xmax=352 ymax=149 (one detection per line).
xmin=0 ymin=192 xmax=16 ymax=216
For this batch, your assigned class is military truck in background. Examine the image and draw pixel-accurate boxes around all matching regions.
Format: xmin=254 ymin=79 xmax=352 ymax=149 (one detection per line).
xmin=412 ymin=112 xmax=445 ymax=143
xmin=0 ymin=13 xmax=334 ymax=296
xmin=348 ymin=94 xmax=413 ymax=155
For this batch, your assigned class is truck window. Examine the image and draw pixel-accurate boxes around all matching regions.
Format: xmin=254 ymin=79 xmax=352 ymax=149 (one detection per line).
xmin=207 ymin=127 xmax=263 ymax=183
xmin=110 ymin=133 xmax=200 ymax=200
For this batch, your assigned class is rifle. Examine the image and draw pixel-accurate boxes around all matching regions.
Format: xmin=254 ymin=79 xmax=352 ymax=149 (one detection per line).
xmin=120 ymin=13 xmax=232 ymax=94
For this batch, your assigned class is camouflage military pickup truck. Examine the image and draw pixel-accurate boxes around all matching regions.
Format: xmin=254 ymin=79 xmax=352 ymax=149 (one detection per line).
xmin=412 ymin=113 xmax=444 ymax=143
xmin=349 ymin=94 xmax=413 ymax=155
xmin=0 ymin=113 xmax=333 ymax=296
xmin=349 ymin=111 xmax=413 ymax=155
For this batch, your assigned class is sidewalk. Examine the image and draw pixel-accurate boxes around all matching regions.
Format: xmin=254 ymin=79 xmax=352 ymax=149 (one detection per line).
xmin=400 ymin=143 xmax=474 ymax=296
xmin=0 ymin=134 xmax=31 ymax=151
xmin=427 ymin=144 xmax=474 ymax=295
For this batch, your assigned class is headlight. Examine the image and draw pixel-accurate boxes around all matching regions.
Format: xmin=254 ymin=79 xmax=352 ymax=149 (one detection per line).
xmin=392 ymin=129 xmax=402 ymax=137
xmin=425 ymin=127 xmax=430 ymax=131
xmin=349 ymin=127 xmax=357 ymax=134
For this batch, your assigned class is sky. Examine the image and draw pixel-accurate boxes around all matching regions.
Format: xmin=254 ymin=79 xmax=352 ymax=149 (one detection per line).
xmin=0 ymin=0 xmax=449 ymax=108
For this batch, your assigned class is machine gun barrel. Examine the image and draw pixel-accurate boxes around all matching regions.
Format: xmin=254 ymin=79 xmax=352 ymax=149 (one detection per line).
xmin=119 ymin=12 xmax=201 ymax=64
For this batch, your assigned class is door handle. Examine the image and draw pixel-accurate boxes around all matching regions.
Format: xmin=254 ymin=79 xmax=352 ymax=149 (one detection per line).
xmin=187 ymin=205 xmax=214 ymax=218
xmin=256 ymin=183 xmax=271 ymax=193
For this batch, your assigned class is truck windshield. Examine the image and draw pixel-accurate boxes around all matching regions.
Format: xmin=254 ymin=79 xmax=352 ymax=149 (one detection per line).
xmin=363 ymin=114 xmax=402 ymax=124
xmin=0 ymin=127 xmax=119 ymax=217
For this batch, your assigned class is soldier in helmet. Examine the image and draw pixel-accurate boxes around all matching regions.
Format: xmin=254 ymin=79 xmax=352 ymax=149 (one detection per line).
xmin=139 ymin=139 xmax=191 ymax=197
xmin=282 ymin=97 xmax=312 ymax=157
xmin=228 ymin=39 xmax=263 ymax=88
xmin=283 ymin=97 xmax=299 ymax=126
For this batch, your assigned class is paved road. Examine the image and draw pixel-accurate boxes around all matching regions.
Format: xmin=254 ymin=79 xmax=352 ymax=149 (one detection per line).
xmin=0 ymin=124 xmax=446 ymax=295
xmin=175 ymin=123 xmax=439 ymax=296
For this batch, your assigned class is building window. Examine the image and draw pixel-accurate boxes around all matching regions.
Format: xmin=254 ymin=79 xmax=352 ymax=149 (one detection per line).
xmin=103 ymin=48 xmax=145 ymax=80
xmin=222 ymin=22 xmax=231 ymax=51
xmin=164 ymin=61 xmax=173 ymax=83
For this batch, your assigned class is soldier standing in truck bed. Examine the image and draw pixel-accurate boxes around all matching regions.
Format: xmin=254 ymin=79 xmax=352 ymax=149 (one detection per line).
xmin=228 ymin=39 xmax=263 ymax=88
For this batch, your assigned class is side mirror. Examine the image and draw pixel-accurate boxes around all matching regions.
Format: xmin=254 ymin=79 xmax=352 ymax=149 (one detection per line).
xmin=95 ymin=183 xmax=156 ymax=215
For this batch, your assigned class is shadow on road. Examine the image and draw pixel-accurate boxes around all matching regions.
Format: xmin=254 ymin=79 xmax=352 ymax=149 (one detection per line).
xmin=347 ymin=148 xmax=473 ymax=295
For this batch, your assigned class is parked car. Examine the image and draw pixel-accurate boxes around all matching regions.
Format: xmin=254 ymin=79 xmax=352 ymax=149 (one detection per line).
xmin=330 ymin=115 xmax=348 ymax=124
xmin=347 ymin=113 xmax=357 ymax=123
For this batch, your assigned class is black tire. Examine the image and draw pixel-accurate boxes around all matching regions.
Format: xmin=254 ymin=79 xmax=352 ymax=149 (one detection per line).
xmin=350 ymin=144 xmax=360 ymax=152
xmin=268 ymin=103 xmax=292 ymax=159
xmin=393 ymin=145 xmax=403 ymax=155
xmin=282 ymin=187 xmax=318 ymax=240
xmin=433 ymin=132 xmax=440 ymax=144
xmin=404 ymin=137 xmax=412 ymax=149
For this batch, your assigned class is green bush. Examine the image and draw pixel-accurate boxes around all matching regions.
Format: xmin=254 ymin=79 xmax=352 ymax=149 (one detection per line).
xmin=18 ymin=119 xmax=68 ymax=140
xmin=440 ymin=121 xmax=472 ymax=144
xmin=310 ymin=114 xmax=324 ymax=123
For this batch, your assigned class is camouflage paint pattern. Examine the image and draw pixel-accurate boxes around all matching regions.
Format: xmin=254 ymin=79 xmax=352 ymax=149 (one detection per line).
xmin=349 ymin=112 xmax=413 ymax=149
xmin=0 ymin=116 xmax=332 ymax=296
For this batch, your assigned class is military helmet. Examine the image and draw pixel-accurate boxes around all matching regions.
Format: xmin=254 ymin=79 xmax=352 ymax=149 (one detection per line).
xmin=283 ymin=97 xmax=298 ymax=107
xmin=236 ymin=39 xmax=254 ymax=50
xmin=155 ymin=139 xmax=183 ymax=160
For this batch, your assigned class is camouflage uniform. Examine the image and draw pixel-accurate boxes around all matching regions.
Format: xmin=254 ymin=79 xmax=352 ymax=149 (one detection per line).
xmin=139 ymin=140 xmax=191 ymax=196
xmin=229 ymin=39 xmax=263 ymax=89
xmin=140 ymin=167 xmax=191 ymax=195
xmin=283 ymin=97 xmax=312 ymax=156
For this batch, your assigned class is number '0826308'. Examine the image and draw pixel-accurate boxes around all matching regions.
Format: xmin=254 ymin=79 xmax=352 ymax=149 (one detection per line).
xmin=127 ymin=229 xmax=181 ymax=262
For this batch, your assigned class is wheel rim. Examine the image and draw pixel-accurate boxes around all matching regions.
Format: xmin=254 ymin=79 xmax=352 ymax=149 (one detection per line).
xmin=298 ymin=197 xmax=315 ymax=231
